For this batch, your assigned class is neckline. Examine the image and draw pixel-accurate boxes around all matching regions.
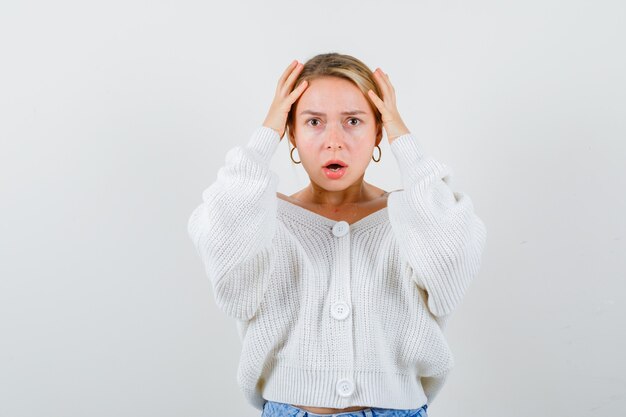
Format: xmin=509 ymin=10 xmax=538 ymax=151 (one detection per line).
xmin=276 ymin=194 xmax=390 ymax=229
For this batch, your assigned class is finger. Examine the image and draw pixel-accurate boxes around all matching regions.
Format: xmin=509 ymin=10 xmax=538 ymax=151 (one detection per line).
xmin=383 ymin=71 xmax=396 ymax=94
xmin=367 ymin=89 xmax=387 ymax=114
xmin=384 ymin=79 xmax=396 ymax=104
xmin=376 ymin=69 xmax=396 ymax=102
xmin=281 ymin=62 xmax=304 ymax=95
xmin=382 ymin=71 xmax=397 ymax=97
xmin=373 ymin=69 xmax=391 ymax=102
xmin=277 ymin=60 xmax=298 ymax=88
xmin=286 ymin=80 xmax=308 ymax=104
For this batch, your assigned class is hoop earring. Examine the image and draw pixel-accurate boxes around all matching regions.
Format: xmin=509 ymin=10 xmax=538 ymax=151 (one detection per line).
xmin=372 ymin=145 xmax=381 ymax=162
xmin=290 ymin=147 xmax=301 ymax=164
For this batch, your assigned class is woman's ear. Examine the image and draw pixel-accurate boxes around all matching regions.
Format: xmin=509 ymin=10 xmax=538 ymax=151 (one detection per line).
xmin=375 ymin=123 xmax=383 ymax=145
xmin=287 ymin=127 xmax=296 ymax=147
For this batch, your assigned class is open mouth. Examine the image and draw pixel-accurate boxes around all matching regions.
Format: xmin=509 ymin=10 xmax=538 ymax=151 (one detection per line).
xmin=322 ymin=162 xmax=347 ymax=179
xmin=326 ymin=163 xmax=344 ymax=172
xmin=323 ymin=159 xmax=348 ymax=171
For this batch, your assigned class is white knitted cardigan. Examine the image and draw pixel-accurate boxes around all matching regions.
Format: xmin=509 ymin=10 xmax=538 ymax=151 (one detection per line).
xmin=187 ymin=126 xmax=487 ymax=410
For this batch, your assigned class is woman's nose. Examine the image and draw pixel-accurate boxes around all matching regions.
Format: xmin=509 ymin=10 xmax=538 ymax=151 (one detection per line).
xmin=325 ymin=123 xmax=346 ymax=149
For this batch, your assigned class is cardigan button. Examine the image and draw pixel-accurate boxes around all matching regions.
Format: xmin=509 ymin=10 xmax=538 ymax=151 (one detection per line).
xmin=336 ymin=378 xmax=354 ymax=397
xmin=330 ymin=301 xmax=351 ymax=320
xmin=332 ymin=221 xmax=349 ymax=237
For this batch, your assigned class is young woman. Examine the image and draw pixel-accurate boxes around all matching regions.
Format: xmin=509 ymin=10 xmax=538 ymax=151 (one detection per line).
xmin=187 ymin=53 xmax=487 ymax=417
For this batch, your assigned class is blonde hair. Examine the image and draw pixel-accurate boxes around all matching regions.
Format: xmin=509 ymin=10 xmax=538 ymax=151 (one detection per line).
xmin=285 ymin=52 xmax=383 ymax=147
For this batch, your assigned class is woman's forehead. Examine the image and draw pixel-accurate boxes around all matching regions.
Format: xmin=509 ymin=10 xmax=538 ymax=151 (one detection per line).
xmin=296 ymin=77 xmax=371 ymax=115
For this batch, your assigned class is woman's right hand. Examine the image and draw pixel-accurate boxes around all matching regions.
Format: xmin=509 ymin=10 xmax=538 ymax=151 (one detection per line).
xmin=263 ymin=60 xmax=309 ymax=140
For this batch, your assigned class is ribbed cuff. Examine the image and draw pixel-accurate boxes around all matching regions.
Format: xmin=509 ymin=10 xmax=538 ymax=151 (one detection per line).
xmin=389 ymin=133 xmax=425 ymax=171
xmin=245 ymin=126 xmax=282 ymax=161
xmin=389 ymin=133 xmax=451 ymax=189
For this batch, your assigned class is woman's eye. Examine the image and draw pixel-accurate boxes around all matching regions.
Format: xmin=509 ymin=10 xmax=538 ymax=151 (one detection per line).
xmin=307 ymin=119 xmax=320 ymax=127
xmin=348 ymin=118 xmax=360 ymax=126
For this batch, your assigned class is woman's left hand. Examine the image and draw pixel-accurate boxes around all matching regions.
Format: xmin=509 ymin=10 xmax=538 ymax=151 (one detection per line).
xmin=367 ymin=68 xmax=411 ymax=143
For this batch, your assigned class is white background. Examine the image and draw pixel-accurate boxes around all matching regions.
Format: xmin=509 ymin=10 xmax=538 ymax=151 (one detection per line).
xmin=1 ymin=1 xmax=625 ymax=416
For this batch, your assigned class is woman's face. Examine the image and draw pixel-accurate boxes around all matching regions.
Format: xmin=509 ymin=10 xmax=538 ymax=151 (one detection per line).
xmin=291 ymin=76 xmax=381 ymax=191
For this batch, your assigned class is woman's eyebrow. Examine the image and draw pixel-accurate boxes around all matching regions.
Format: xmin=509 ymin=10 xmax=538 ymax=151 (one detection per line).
xmin=299 ymin=110 xmax=367 ymax=116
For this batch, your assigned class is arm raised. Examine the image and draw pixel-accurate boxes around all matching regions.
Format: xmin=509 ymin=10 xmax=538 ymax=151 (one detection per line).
xmin=387 ymin=133 xmax=487 ymax=318
xmin=187 ymin=126 xmax=281 ymax=320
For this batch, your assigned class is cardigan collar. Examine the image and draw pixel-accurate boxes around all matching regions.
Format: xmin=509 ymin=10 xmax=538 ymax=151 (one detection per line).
xmin=276 ymin=195 xmax=391 ymax=230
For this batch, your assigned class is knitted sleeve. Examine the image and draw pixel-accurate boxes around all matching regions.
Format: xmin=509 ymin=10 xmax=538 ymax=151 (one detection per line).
xmin=187 ymin=126 xmax=281 ymax=320
xmin=387 ymin=133 xmax=487 ymax=319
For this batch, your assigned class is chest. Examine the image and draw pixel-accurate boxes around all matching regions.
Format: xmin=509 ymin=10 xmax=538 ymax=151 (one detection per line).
xmin=312 ymin=202 xmax=387 ymax=224
xmin=277 ymin=193 xmax=389 ymax=226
